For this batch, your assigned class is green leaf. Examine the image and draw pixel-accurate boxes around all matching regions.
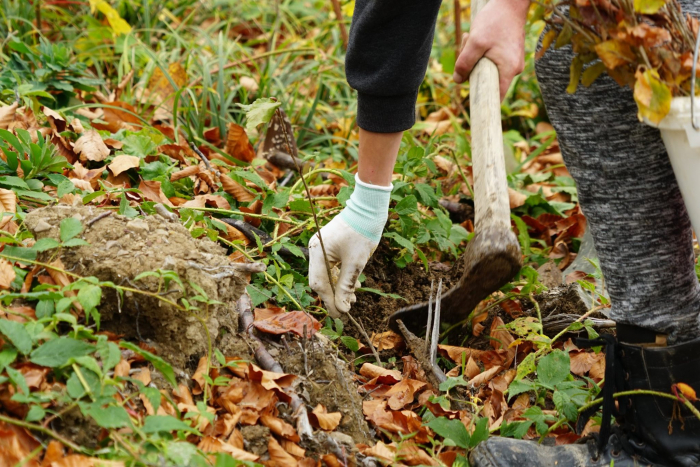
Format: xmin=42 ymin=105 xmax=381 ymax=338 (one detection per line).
xmin=142 ymin=415 xmax=199 ymax=434
xmin=0 ymin=320 xmax=33 ymax=355
xmin=507 ymin=379 xmax=536 ymax=398
xmin=239 ymin=98 xmax=282 ymax=133
xmin=510 ymin=214 xmax=531 ymax=256
xmin=356 ymin=287 xmax=405 ymax=301
xmin=384 ymin=232 xmax=415 ymax=254
xmin=515 ymin=352 xmax=536 ymax=381
xmin=32 ymin=238 xmax=61 ymax=252
xmin=83 ymin=403 xmax=131 ymax=429
xmin=427 ymin=417 xmax=470 ymax=449
xmin=340 ymin=336 xmax=359 ymax=352
xmin=394 ymin=195 xmax=418 ymax=216
xmin=122 ymin=134 xmax=157 ymax=158
xmin=30 ymin=337 xmax=95 ymax=367
xmin=536 ymin=350 xmax=570 ymax=389
xmin=439 ymin=376 xmax=469 ymax=392
xmin=77 ymin=285 xmax=101 ymax=313
xmin=120 ymin=341 xmax=176 ymax=387
xmin=247 ymin=284 xmax=272 ymax=307
xmin=0 ymin=176 xmax=29 ymax=189
xmin=414 ymin=183 xmax=439 ymax=208
xmin=0 ymin=347 xmax=18 ymax=371
xmin=62 ymin=238 xmax=90 ymax=247
xmin=97 ymin=340 xmax=121 ymax=373
xmin=59 ymin=217 xmax=83 ymax=242
xmin=35 ymin=300 xmax=54 ymax=319
xmin=25 ymin=405 xmax=46 ymax=422
xmin=57 ymin=179 xmax=75 ymax=198
xmin=634 ymin=0 xmax=667 ymax=14
xmin=500 ymin=420 xmax=532 ymax=439
xmin=6 ymin=366 xmax=29 ymax=395
xmin=469 ymin=417 xmax=490 ymax=448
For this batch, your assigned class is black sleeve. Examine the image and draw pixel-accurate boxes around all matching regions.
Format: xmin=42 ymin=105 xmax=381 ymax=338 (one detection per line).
xmin=345 ymin=0 xmax=443 ymax=133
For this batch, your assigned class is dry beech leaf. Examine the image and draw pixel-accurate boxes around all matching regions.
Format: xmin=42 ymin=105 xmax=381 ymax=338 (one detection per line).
xmin=220 ymin=174 xmax=255 ymax=202
xmin=0 ymin=102 xmax=19 ymax=130
xmin=371 ymin=331 xmax=404 ymax=351
xmin=191 ymin=356 xmax=208 ymax=396
xmin=73 ymin=130 xmax=110 ymax=162
xmin=197 ymin=436 xmax=259 ymax=462
xmin=280 ymin=440 xmax=305 ymax=459
xmin=225 ymin=122 xmax=255 ymax=162
xmin=0 ymin=259 xmax=16 ymax=290
xmin=468 ymin=366 xmax=502 ymax=387
xmin=133 ymin=367 xmax=151 ymax=386
xmin=358 ymin=441 xmax=396 ymax=463
xmin=465 ymin=356 xmax=480 ymax=379
xmin=114 ymin=359 xmax=130 ymax=378
xmin=159 ymin=144 xmax=194 ymax=164
xmin=268 ymin=436 xmax=298 ymax=467
xmin=138 ymin=180 xmax=173 ymax=207
xmin=0 ymin=188 xmax=17 ymax=229
xmin=182 ymin=194 xmax=231 ymax=210
xmin=252 ymin=310 xmax=321 ymax=338
xmin=308 ymin=404 xmax=342 ymax=431
xmin=261 ymin=414 xmax=300 ymax=441
xmin=385 ymin=378 xmax=426 ymax=410
xmin=108 ymin=155 xmax=140 ymax=177
xmin=170 ymin=166 xmax=200 ymax=181
xmin=359 ymin=363 xmax=402 ymax=384
xmin=508 ymin=187 xmax=527 ymax=209
xmin=437 ymin=345 xmax=507 ymax=370
xmin=489 ymin=317 xmax=516 ymax=368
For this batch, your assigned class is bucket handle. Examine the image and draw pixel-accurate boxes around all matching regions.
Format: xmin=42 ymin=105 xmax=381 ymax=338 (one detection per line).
xmin=691 ymin=28 xmax=700 ymax=130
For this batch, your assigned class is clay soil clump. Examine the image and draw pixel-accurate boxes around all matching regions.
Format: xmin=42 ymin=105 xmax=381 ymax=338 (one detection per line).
xmin=25 ymin=205 xmax=248 ymax=371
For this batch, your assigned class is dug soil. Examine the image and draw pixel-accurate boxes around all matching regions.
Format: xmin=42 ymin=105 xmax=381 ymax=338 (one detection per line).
xmin=352 ymin=242 xmax=462 ymax=338
xmin=25 ymin=205 xmax=249 ymax=372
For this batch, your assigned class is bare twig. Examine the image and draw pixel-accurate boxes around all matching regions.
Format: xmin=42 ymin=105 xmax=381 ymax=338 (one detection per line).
xmin=86 ymin=211 xmax=112 ymax=227
xmin=189 ymin=141 xmax=218 ymax=176
xmin=454 ymin=0 xmax=462 ymax=53
xmin=330 ymin=0 xmax=349 ymax=48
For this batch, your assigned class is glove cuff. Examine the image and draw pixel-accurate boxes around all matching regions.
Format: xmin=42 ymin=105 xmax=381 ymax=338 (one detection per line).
xmin=339 ymin=174 xmax=392 ymax=243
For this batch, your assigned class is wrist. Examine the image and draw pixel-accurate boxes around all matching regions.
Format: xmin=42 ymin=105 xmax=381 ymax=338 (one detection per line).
xmin=339 ymin=174 xmax=392 ymax=243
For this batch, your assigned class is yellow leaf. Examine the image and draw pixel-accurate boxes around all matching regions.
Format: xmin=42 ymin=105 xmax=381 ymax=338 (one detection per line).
xmin=677 ymin=382 xmax=698 ymax=402
xmin=91 ymin=0 xmax=132 ymax=35
xmin=567 ymin=56 xmax=583 ymax=94
xmin=595 ymin=40 xmax=636 ymax=70
xmin=634 ymin=68 xmax=672 ymax=125
xmin=634 ymin=0 xmax=667 ymax=14
xmin=342 ymin=0 xmax=355 ymax=17
xmin=581 ymin=62 xmax=607 ymax=87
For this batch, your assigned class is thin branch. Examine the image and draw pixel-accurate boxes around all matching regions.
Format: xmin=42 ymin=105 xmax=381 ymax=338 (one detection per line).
xmin=330 ymin=0 xmax=349 ymax=48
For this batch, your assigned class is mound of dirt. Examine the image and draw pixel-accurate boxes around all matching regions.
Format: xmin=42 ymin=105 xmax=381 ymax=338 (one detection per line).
xmin=25 ymin=205 xmax=248 ymax=371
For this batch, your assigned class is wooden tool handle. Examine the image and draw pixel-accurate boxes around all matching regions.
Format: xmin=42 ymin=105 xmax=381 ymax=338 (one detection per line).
xmin=469 ymin=0 xmax=511 ymax=232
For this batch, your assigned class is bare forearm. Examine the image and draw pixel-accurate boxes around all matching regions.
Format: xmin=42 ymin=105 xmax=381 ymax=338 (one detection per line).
xmin=357 ymin=129 xmax=402 ymax=186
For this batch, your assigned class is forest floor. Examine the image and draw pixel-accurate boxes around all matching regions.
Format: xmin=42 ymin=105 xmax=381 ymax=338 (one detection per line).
xmin=0 ymin=1 xmax=633 ymax=466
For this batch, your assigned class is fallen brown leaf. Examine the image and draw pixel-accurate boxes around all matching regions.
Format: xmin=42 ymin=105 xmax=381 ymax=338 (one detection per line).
xmin=191 ymin=356 xmax=208 ymax=396
xmin=225 ymin=122 xmax=255 ymax=162
xmin=308 ymin=404 xmax=342 ymax=431
xmin=170 ymin=165 xmax=200 ymax=181
xmin=138 ymin=180 xmax=174 ymax=206
xmin=371 ymin=330 xmax=405 ymax=351
xmin=468 ymin=366 xmax=502 ymax=387
xmin=0 ymin=259 xmax=16 ymax=290
xmin=385 ymin=379 xmax=427 ymax=410
xmin=489 ymin=317 xmax=516 ymax=368
xmin=73 ymin=130 xmax=110 ymax=162
xmin=220 ymin=174 xmax=255 ymax=202
xmin=252 ymin=310 xmax=321 ymax=338
xmin=359 ymin=363 xmax=402 ymax=384
xmin=261 ymin=414 xmax=300 ymax=441
xmin=268 ymin=436 xmax=298 ymax=467
xmin=108 ymin=155 xmax=140 ymax=177
xmin=0 ymin=102 xmax=18 ymax=130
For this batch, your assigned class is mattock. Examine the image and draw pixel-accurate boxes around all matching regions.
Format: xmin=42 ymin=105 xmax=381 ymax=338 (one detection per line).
xmin=389 ymin=0 xmax=522 ymax=336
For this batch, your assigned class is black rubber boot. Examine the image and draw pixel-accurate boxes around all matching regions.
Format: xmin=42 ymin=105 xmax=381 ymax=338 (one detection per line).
xmin=470 ymin=329 xmax=700 ymax=467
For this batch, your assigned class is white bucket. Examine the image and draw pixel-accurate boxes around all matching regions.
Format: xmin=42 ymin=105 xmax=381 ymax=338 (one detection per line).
xmin=647 ymin=97 xmax=700 ymax=234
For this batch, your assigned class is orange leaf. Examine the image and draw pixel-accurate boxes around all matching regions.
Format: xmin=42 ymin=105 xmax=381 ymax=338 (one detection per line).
xmin=261 ymin=414 xmax=301 ymax=441
xmin=225 ymin=122 xmax=256 ymax=162
xmin=308 ymin=404 xmax=342 ymax=431
xmin=359 ymin=363 xmax=402 ymax=384
xmin=220 ymin=174 xmax=255 ymax=202
xmin=268 ymin=436 xmax=298 ymax=467
xmin=252 ymin=310 xmax=321 ymax=338
xmin=191 ymin=356 xmax=208 ymax=396
xmin=675 ymin=382 xmax=698 ymax=402
xmin=468 ymin=366 xmax=502 ymax=387
xmin=138 ymin=180 xmax=174 ymax=206
xmin=371 ymin=331 xmax=405 ymax=351
xmin=489 ymin=317 xmax=516 ymax=368
xmin=385 ymin=378 xmax=427 ymax=410
xmin=170 ymin=165 xmax=200 ymax=181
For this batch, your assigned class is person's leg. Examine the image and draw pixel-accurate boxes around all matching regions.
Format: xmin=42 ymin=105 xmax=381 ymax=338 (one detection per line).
xmin=534 ymin=30 xmax=700 ymax=343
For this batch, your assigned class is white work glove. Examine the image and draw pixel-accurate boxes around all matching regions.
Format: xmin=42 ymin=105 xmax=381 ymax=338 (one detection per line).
xmin=308 ymin=175 xmax=392 ymax=317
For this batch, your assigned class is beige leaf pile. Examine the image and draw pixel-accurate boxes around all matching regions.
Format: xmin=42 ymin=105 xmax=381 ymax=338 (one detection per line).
xmin=0 ymin=102 xmax=19 ymax=130
xmin=0 ymin=188 xmax=17 ymax=230
xmin=108 ymin=155 xmax=140 ymax=177
xmin=73 ymin=130 xmax=110 ymax=162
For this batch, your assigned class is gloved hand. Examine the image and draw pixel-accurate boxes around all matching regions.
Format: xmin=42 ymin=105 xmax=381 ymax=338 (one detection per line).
xmin=309 ymin=174 xmax=392 ymax=317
